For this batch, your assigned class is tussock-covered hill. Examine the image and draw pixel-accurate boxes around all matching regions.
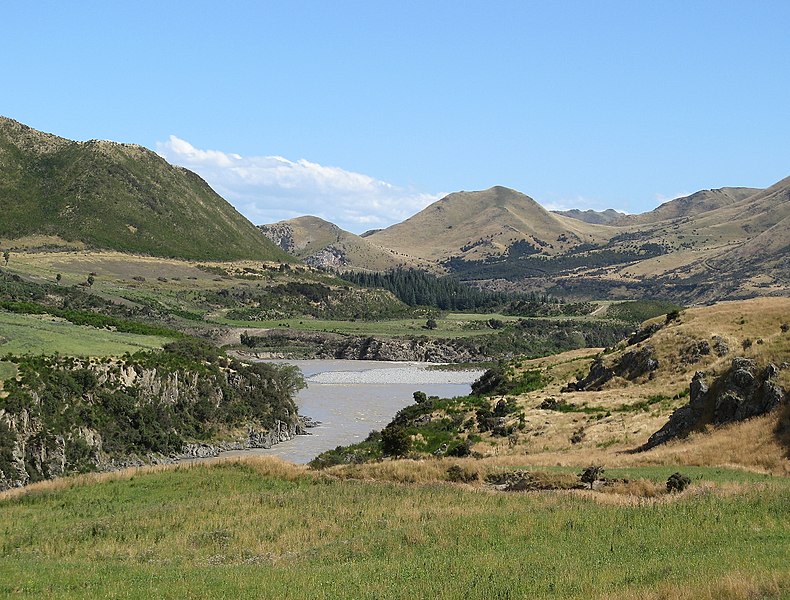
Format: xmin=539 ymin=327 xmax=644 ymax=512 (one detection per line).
xmin=0 ymin=117 xmax=289 ymax=261
xmin=367 ymin=186 xmax=612 ymax=263
xmin=259 ymin=216 xmax=424 ymax=271
xmin=614 ymin=187 xmax=761 ymax=226
xmin=554 ymin=208 xmax=624 ymax=225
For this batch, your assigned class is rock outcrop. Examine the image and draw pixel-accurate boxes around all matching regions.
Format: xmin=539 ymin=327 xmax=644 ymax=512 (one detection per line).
xmin=243 ymin=330 xmax=486 ymax=363
xmin=642 ymin=358 xmax=787 ymax=450
xmin=564 ymin=345 xmax=659 ymax=391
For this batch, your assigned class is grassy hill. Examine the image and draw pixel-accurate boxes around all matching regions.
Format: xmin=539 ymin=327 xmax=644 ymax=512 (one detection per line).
xmin=259 ymin=215 xmax=425 ymax=271
xmin=359 ymin=180 xmax=788 ymax=302
xmin=0 ymin=117 xmax=290 ymax=261
xmin=367 ymin=186 xmax=612 ymax=263
xmin=313 ymin=297 xmax=790 ymax=474
xmin=554 ymin=208 xmax=625 ymax=224
xmin=614 ymin=187 xmax=760 ymax=226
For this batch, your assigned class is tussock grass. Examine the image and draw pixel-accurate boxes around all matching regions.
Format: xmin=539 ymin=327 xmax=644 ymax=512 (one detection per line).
xmin=1 ymin=459 xmax=787 ymax=599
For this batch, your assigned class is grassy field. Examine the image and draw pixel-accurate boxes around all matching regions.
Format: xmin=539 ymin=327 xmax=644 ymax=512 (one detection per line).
xmin=0 ymin=311 xmax=167 ymax=356
xmin=0 ymin=361 xmax=16 ymax=381
xmin=1 ymin=458 xmax=787 ymax=599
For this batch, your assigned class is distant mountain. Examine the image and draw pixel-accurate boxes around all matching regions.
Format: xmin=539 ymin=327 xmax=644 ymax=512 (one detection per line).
xmin=367 ymin=186 xmax=612 ymax=263
xmin=554 ymin=208 xmax=625 ymax=225
xmin=614 ymin=187 xmax=761 ymax=226
xmin=363 ymin=180 xmax=789 ymax=303
xmin=0 ymin=117 xmax=289 ymax=261
xmin=259 ymin=216 xmax=425 ymax=271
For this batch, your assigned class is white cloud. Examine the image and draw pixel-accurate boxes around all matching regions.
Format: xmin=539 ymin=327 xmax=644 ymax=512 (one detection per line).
xmin=655 ymin=191 xmax=691 ymax=205
xmin=156 ymin=136 xmax=441 ymax=233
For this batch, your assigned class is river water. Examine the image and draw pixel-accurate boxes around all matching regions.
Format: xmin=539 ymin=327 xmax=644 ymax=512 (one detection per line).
xmin=224 ymin=360 xmax=484 ymax=464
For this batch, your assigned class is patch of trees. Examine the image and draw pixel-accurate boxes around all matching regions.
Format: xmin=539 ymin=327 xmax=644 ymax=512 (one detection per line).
xmin=340 ymin=268 xmax=577 ymax=314
xmin=445 ymin=243 xmax=668 ymax=282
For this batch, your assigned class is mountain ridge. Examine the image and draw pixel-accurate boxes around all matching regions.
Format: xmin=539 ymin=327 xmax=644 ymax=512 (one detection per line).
xmin=0 ymin=116 xmax=289 ymax=261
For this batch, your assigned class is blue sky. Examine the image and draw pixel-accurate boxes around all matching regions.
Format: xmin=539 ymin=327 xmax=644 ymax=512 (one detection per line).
xmin=4 ymin=1 xmax=789 ymax=232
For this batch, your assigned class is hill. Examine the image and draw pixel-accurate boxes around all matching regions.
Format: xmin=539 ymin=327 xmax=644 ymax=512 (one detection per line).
xmin=614 ymin=187 xmax=761 ymax=226
xmin=314 ymin=296 xmax=790 ymax=474
xmin=358 ymin=179 xmax=788 ymax=302
xmin=554 ymin=208 xmax=624 ymax=224
xmin=0 ymin=117 xmax=289 ymax=261
xmin=258 ymin=215 xmax=423 ymax=271
xmin=367 ymin=186 xmax=612 ymax=263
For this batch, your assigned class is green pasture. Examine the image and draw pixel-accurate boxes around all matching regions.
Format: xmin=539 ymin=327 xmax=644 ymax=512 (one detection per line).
xmin=0 ymin=311 xmax=167 ymax=357
xmin=1 ymin=461 xmax=787 ymax=599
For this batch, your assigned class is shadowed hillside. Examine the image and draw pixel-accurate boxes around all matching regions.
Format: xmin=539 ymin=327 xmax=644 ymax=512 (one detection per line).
xmin=0 ymin=117 xmax=289 ymax=261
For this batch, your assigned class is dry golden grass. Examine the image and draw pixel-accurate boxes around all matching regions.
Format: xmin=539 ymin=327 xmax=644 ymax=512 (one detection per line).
xmin=470 ymin=297 xmax=790 ymax=472
xmin=603 ymin=571 xmax=790 ymax=600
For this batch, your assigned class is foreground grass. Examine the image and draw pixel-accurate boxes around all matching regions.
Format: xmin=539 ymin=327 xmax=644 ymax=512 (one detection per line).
xmin=0 ymin=311 xmax=167 ymax=356
xmin=1 ymin=459 xmax=788 ymax=599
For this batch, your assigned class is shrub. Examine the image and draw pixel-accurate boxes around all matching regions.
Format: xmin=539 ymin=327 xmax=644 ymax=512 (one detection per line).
xmin=413 ymin=391 xmax=428 ymax=404
xmin=666 ymin=472 xmax=691 ymax=493
xmin=446 ymin=464 xmax=479 ymax=483
xmin=579 ymin=465 xmax=605 ymax=489
xmin=381 ymin=426 xmax=411 ymax=457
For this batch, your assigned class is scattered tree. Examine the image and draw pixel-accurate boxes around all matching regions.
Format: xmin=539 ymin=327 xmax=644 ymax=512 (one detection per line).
xmin=2 ymin=250 xmax=9 ymax=266
xmin=665 ymin=310 xmax=680 ymax=324
xmin=56 ymin=273 xmax=62 ymax=285
xmin=425 ymin=318 xmax=438 ymax=330
xmin=413 ymin=391 xmax=428 ymax=404
xmin=86 ymin=275 xmax=95 ymax=287
xmin=579 ymin=465 xmax=605 ymax=490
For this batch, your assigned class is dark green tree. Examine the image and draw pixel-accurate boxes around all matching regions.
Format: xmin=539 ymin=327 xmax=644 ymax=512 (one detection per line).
xmin=381 ymin=426 xmax=411 ymax=456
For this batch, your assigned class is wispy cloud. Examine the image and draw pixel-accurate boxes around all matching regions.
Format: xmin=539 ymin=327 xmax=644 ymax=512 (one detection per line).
xmin=655 ymin=191 xmax=691 ymax=205
xmin=156 ymin=136 xmax=441 ymax=233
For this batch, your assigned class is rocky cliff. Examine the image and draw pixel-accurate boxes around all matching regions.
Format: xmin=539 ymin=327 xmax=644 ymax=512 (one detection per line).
xmin=240 ymin=329 xmax=486 ymax=363
xmin=0 ymin=344 xmax=305 ymax=489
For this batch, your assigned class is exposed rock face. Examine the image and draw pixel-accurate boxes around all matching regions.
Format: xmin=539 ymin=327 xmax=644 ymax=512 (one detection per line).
xmin=303 ymin=245 xmax=349 ymax=269
xmin=642 ymin=358 xmax=787 ymax=450
xmin=180 ymin=420 xmax=309 ymax=459
xmin=566 ymin=345 xmax=659 ymax=391
xmin=259 ymin=223 xmax=295 ymax=253
xmin=0 ymin=359 xmax=305 ymax=490
xmin=246 ymin=330 xmax=486 ymax=363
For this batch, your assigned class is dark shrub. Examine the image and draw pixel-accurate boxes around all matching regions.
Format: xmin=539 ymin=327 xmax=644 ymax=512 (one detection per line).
xmin=579 ymin=465 xmax=604 ymax=489
xmin=446 ymin=464 xmax=479 ymax=483
xmin=666 ymin=472 xmax=691 ymax=493
xmin=381 ymin=426 xmax=411 ymax=456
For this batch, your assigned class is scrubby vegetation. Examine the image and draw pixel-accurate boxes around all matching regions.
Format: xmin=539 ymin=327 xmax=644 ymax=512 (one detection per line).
xmin=0 ymin=338 xmax=304 ymax=486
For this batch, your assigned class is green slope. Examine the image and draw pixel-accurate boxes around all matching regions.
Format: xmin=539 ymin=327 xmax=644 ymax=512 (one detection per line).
xmin=0 ymin=117 xmax=290 ymax=261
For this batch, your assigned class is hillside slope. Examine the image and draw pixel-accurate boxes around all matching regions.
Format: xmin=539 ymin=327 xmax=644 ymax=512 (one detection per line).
xmin=614 ymin=187 xmax=761 ymax=226
xmin=554 ymin=208 xmax=624 ymax=224
xmin=367 ymin=186 xmax=612 ymax=263
xmin=0 ymin=117 xmax=289 ymax=261
xmin=259 ymin=215 xmax=424 ymax=271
